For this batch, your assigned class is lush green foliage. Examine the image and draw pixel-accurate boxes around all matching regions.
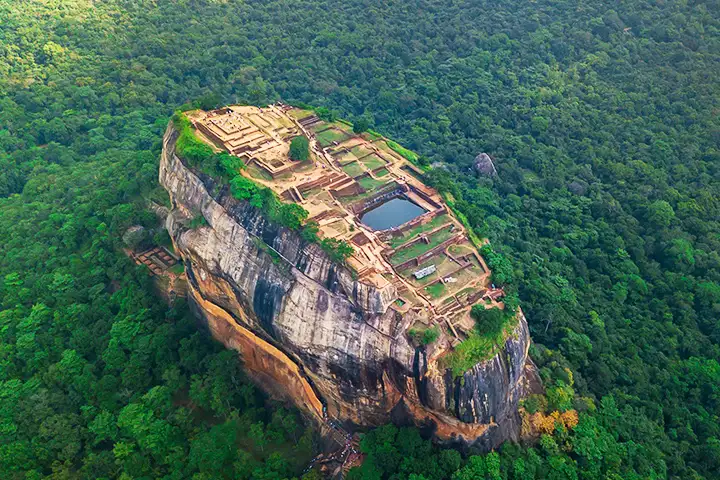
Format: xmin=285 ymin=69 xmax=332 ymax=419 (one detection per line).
xmin=479 ymin=245 xmax=515 ymax=287
xmin=313 ymin=107 xmax=336 ymax=122
xmin=348 ymin=414 xmax=660 ymax=480
xmin=289 ymin=136 xmax=310 ymax=162
xmin=443 ymin=305 xmax=520 ymax=377
xmin=444 ymin=306 xmax=520 ymax=377
xmin=352 ymin=118 xmax=370 ymax=134
xmin=408 ymin=326 xmax=440 ymax=346
xmin=386 ymin=139 xmax=420 ymax=165
xmin=176 ymin=116 xmax=354 ymax=263
xmin=470 ymin=305 xmax=508 ymax=337
xmin=319 ymin=238 xmax=355 ymax=264
xmin=421 ymin=326 xmax=440 ymax=345
xmin=174 ymin=113 xmax=246 ymax=181
xmin=0 ymin=153 xmax=315 ymax=479
xmin=176 ymin=113 xmax=310 ymax=230
xmin=187 ymin=214 xmax=209 ymax=229
xmin=1 ymin=0 xmax=718 ymax=478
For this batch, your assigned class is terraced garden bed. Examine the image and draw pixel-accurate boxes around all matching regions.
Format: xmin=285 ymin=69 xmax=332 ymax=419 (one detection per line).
xmin=389 ymin=225 xmax=455 ymax=265
xmin=448 ymin=243 xmax=475 ymax=257
xmin=341 ymin=161 xmax=365 ymax=178
xmin=399 ymin=251 xmax=458 ymax=288
xmin=335 ymin=151 xmax=359 ymax=165
xmin=401 ymin=164 xmax=426 ymax=182
xmin=316 ymin=127 xmax=351 ymax=147
xmin=445 ymin=257 xmax=483 ymax=288
xmin=388 ymin=214 xmax=451 ymax=249
xmin=350 ymin=144 xmax=373 ymax=158
xmin=246 ymin=163 xmax=273 ymax=181
xmin=425 ymin=282 xmax=446 ymax=299
xmin=358 ymin=176 xmax=387 ymax=192
xmin=454 ymin=287 xmax=476 ymax=303
xmin=360 ymin=154 xmax=386 ymax=170
xmin=288 ymin=109 xmax=314 ymax=120
xmin=338 ymin=181 xmax=400 ymax=206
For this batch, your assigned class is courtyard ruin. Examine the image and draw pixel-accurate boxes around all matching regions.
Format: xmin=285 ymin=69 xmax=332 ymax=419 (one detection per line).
xmin=185 ymin=104 xmax=505 ymax=343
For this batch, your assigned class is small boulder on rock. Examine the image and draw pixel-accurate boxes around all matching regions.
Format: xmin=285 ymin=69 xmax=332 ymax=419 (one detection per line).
xmin=568 ymin=180 xmax=589 ymax=196
xmin=473 ymin=153 xmax=498 ymax=177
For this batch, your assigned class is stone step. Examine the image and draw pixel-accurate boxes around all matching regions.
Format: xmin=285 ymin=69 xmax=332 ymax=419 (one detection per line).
xmin=328 ymin=176 xmax=354 ymax=190
xmin=391 ymin=279 xmax=409 ymax=293
xmin=438 ymin=298 xmax=462 ymax=315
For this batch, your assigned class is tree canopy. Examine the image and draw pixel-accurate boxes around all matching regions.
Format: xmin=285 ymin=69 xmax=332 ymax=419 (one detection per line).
xmin=0 ymin=0 xmax=718 ymax=478
xmin=289 ymin=136 xmax=310 ymax=162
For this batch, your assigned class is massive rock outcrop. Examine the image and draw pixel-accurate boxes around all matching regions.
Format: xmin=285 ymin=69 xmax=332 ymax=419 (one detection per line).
xmin=159 ymin=125 xmax=539 ymax=448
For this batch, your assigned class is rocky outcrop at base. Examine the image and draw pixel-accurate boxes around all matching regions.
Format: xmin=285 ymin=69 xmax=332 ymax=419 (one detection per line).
xmin=159 ymin=124 xmax=539 ymax=448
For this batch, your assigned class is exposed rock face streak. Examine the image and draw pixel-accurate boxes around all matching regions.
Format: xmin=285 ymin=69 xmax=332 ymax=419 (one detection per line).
xmin=160 ymin=125 xmax=537 ymax=448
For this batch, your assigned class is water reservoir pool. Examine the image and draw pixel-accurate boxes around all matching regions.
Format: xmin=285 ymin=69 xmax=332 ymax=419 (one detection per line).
xmin=360 ymin=197 xmax=425 ymax=230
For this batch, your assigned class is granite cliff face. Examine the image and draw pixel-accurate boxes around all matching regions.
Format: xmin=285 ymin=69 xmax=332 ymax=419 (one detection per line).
xmin=160 ymin=124 xmax=539 ymax=448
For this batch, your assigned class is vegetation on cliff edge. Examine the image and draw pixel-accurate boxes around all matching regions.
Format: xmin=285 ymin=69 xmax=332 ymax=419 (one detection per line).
xmin=1 ymin=0 xmax=718 ymax=477
xmin=173 ymin=113 xmax=354 ymax=264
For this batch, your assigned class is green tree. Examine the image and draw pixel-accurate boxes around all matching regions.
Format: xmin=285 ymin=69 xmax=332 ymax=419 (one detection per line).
xmin=353 ymin=117 xmax=371 ymax=134
xmin=471 ymin=306 xmax=507 ymax=337
xmin=289 ymin=136 xmax=310 ymax=161
xmin=646 ymin=200 xmax=675 ymax=228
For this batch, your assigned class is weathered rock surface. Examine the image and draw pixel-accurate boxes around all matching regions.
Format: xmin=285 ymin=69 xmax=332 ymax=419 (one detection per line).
xmin=473 ymin=153 xmax=498 ymax=177
xmin=160 ymin=125 xmax=538 ymax=448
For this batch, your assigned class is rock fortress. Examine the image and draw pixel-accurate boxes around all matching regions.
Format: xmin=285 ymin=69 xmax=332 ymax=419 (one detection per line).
xmin=159 ymin=103 xmax=541 ymax=450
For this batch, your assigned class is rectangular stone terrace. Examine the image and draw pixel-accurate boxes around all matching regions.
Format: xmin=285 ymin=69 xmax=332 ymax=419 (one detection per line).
xmin=186 ymin=104 xmax=504 ymax=340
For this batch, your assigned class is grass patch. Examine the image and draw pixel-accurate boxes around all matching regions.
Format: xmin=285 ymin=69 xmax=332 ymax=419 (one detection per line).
xmin=246 ymin=163 xmax=273 ymax=181
xmin=358 ymin=176 xmax=386 ymax=192
xmin=388 ymin=214 xmax=450 ymax=248
xmin=399 ymin=256 xmax=445 ymax=286
xmin=425 ymin=282 xmax=445 ymax=299
xmin=360 ymin=154 xmax=386 ymax=170
xmin=310 ymin=123 xmax=330 ymax=133
xmin=375 ymin=168 xmax=389 ymax=177
xmin=386 ymin=139 xmax=419 ymax=163
xmin=389 ymin=225 xmax=454 ymax=265
xmin=168 ymin=263 xmax=185 ymax=275
xmin=335 ymin=151 xmax=358 ymax=165
xmin=316 ymin=128 xmax=350 ymax=147
xmin=448 ymin=243 xmax=474 ymax=256
xmin=445 ymin=306 xmax=519 ymax=377
xmin=341 ymin=161 xmax=365 ymax=178
xmin=401 ymin=164 xmax=426 ymax=182
xmin=364 ymin=129 xmax=383 ymax=140
xmin=350 ymin=145 xmax=373 ymax=158
xmin=289 ymin=109 xmax=314 ymax=120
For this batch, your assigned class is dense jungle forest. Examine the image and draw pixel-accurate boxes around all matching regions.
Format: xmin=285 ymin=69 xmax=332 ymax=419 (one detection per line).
xmin=1 ymin=0 xmax=718 ymax=479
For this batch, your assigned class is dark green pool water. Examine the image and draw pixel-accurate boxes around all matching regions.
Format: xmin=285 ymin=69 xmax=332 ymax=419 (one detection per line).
xmin=360 ymin=197 xmax=425 ymax=230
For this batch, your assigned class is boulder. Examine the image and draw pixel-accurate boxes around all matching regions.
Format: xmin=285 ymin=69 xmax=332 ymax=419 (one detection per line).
xmin=473 ymin=153 xmax=498 ymax=177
